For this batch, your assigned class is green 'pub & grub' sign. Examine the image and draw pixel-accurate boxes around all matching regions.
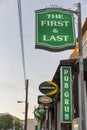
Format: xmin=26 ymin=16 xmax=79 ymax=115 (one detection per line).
xmin=60 ymin=66 xmax=72 ymax=123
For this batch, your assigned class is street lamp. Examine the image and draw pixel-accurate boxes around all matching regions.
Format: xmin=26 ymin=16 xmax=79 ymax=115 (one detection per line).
xmin=17 ymin=101 xmax=25 ymax=103
xmin=17 ymin=98 xmax=28 ymax=130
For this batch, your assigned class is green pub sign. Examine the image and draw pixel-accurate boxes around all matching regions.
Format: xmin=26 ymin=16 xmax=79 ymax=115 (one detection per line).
xmin=60 ymin=66 xmax=72 ymax=122
xmin=35 ymin=9 xmax=76 ymax=52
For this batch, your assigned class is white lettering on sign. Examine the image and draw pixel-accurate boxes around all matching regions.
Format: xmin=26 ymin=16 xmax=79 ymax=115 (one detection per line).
xmin=64 ymin=83 xmax=69 ymax=88
xmin=41 ymin=21 xmax=69 ymax=27
xmin=43 ymin=35 xmax=69 ymax=42
xmin=64 ymin=106 xmax=70 ymax=112
xmin=46 ymin=14 xmax=63 ymax=19
xmin=64 ymin=76 xmax=69 ymax=81
xmin=64 ymin=92 xmax=69 ymax=97
xmin=64 ymin=69 xmax=69 ymax=74
xmin=64 ymin=99 xmax=69 ymax=105
xmin=65 ymin=114 xmax=70 ymax=120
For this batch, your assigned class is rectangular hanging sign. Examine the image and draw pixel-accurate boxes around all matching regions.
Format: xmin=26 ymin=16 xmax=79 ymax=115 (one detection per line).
xmin=35 ymin=8 xmax=76 ymax=52
xmin=60 ymin=66 xmax=72 ymax=123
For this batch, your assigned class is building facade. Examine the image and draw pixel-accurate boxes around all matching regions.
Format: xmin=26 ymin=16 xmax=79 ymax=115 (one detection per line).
xmin=69 ymin=18 xmax=87 ymax=130
xmin=27 ymin=119 xmax=37 ymax=130
xmin=41 ymin=18 xmax=87 ymax=130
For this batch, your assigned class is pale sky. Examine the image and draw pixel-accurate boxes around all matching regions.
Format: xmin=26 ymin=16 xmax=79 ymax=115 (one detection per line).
xmin=0 ymin=0 xmax=87 ymax=120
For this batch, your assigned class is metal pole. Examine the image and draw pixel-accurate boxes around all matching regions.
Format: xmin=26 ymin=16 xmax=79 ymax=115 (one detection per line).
xmin=77 ymin=3 xmax=86 ymax=130
xmin=45 ymin=106 xmax=48 ymax=130
xmin=48 ymin=110 xmax=51 ymax=130
xmin=25 ymin=79 xmax=28 ymax=130
xmin=78 ymin=73 xmax=82 ymax=130
xmin=84 ymin=81 xmax=87 ymax=130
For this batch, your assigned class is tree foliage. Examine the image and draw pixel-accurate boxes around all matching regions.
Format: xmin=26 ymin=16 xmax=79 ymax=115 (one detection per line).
xmin=0 ymin=114 xmax=22 ymax=130
xmin=13 ymin=118 xmax=22 ymax=130
xmin=0 ymin=114 xmax=13 ymax=130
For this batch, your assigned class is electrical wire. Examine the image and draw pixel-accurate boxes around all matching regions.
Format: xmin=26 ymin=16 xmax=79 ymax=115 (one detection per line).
xmin=0 ymin=82 xmax=25 ymax=92
xmin=17 ymin=0 xmax=26 ymax=81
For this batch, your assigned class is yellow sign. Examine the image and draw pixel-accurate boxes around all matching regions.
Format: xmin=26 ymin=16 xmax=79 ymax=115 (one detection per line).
xmin=39 ymin=81 xmax=59 ymax=95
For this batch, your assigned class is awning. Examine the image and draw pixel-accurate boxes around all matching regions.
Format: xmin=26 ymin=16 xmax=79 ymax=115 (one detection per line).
xmin=52 ymin=58 xmax=87 ymax=86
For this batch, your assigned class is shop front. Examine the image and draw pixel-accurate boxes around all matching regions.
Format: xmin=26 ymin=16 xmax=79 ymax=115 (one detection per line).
xmin=48 ymin=58 xmax=87 ymax=130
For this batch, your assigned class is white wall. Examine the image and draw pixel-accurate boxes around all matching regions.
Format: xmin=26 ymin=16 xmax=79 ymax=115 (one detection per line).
xmin=27 ymin=119 xmax=37 ymax=130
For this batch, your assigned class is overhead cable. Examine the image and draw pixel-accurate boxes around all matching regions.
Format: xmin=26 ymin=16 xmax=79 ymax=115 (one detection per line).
xmin=17 ymin=0 xmax=26 ymax=81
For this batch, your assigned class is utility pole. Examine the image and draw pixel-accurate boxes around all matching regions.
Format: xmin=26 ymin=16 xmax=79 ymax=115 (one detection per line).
xmin=17 ymin=1 xmax=29 ymax=130
xmin=25 ymin=79 xmax=28 ymax=130
xmin=77 ymin=3 xmax=86 ymax=130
